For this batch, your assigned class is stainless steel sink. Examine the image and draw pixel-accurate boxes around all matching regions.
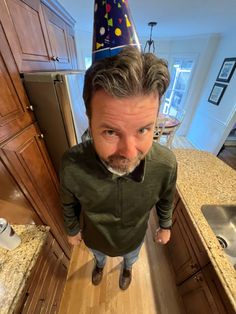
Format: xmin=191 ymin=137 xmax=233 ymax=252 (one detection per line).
xmin=201 ymin=205 xmax=236 ymax=270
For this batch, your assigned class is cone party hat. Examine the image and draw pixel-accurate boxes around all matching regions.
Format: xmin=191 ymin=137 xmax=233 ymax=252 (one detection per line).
xmin=92 ymin=0 xmax=141 ymax=62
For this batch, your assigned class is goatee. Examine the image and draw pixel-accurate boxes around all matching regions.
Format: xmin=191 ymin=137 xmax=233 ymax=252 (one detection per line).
xmin=104 ymin=152 xmax=144 ymax=175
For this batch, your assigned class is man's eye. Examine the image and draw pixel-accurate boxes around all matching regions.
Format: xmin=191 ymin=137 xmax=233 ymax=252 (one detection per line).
xmin=138 ymin=128 xmax=149 ymax=135
xmin=104 ymin=130 xmax=117 ymax=137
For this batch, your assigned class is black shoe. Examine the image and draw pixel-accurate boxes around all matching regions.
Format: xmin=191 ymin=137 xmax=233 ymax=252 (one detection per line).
xmin=92 ymin=264 xmax=104 ymax=285
xmin=119 ymin=268 xmax=132 ymax=290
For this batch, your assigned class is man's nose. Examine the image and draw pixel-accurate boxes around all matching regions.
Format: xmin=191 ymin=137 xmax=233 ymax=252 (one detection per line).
xmin=117 ymin=136 xmax=137 ymax=159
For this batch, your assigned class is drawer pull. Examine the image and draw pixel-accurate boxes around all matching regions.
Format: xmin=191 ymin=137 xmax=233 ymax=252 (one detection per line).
xmin=37 ymin=133 xmax=44 ymax=139
xmin=190 ymin=263 xmax=198 ymax=269
xmin=194 ymin=275 xmax=203 ymax=282
xmin=26 ymin=105 xmax=34 ymax=111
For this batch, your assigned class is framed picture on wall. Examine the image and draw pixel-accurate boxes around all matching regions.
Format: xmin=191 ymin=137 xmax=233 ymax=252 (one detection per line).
xmin=208 ymin=83 xmax=227 ymax=105
xmin=216 ymin=57 xmax=236 ymax=83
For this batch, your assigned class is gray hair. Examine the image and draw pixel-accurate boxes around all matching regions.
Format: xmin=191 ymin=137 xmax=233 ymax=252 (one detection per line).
xmin=83 ymin=46 xmax=170 ymax=119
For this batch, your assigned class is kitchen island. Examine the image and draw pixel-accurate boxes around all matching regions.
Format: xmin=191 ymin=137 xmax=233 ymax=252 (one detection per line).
xmin=173 ymin=149 xmax=236 ymax=312
xmin=0 ymin=225 xmax=49 ymax=314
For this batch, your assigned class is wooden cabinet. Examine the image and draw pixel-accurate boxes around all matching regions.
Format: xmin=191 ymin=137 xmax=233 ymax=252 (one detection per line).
xmin=168 ymin=199 xmax=209 ymax=284
xmin=0 ymin=0 xmax=54 ymax=72
xmin=0 ymin=22 xmax=34 ymax=143
xmin=17 ymin=232 xmax=69 ymax=313
xmin=42 ymin=4 xmax=73 ymax=70
xmin=168 ymin=199 xmax=234 ymax=313
xmin=179 ymin=265 xmax=234 ymax=314
xmin=173 ymin=190 xmax=180 ymax=214
xmin=0 ymin=124 xmax=71 ymax=258
xmin=179 ymin=269 xmax=220 ymax=314
xmin=0 ymin=1 xmax=77 ymax=310
xmin=168 ymin=203 xmax=201 ymax=284
xmin=67 ymin=25 xmax=78 ymax=69
xmin=0 ymin=159 xmax=42 ymax=225
xmin=0 ymin=0 xmax=77 ymax=72
xmin=203 ymin=264 xmax=235 ymax=314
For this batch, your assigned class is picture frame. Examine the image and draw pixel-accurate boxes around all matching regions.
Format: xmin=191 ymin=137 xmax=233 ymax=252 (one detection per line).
xmin=208 ymin=83 xmax=227 ymax=106
xmin=216 ymin=57 xmax=236 ymax=83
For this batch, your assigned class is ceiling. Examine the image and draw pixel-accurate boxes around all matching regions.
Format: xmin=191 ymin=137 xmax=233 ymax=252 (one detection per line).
xmin=58 ymin=0 xmax=236 ymax=38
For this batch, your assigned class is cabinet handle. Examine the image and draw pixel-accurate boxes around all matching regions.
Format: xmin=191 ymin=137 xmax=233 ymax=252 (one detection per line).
xmin=194 ymin=275 xmax=203 ymax=282
xmin=190 ymin=263 xmax=198 ymax=269
xmin=26 ymin=105 xmax=34 ymax=111
xmin=37 ymin=133 xmax=44 ymax=139
xmin=51 ymin=56 xmax=57 ymax=61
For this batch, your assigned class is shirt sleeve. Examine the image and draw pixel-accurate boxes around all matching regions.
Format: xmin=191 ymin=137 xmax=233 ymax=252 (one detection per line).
xmin=60 ymin=182 xmax=81 ymax=236
xmin=155 ymin=160 xmax=178 ymax=229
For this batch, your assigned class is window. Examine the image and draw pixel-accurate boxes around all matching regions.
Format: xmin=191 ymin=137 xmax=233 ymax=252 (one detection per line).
xmin=85 ymin=56 xmax=92 ymax=69
xmin=162 ymin=57 xmax=195 ymax=115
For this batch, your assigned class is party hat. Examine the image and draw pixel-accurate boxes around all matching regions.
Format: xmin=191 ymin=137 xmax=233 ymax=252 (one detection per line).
xmin=92 ymin=0 xmax=141 ymax=62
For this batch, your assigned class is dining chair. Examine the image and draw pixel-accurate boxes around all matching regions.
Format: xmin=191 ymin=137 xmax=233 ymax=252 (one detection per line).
xmin=160 ymin=107 xmax=186 ymax=148
xmin=153 ymin=117 xmax=168 ymax=143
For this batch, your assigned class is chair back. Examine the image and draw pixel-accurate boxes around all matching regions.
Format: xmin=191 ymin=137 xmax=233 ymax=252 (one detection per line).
xmin=168 ymin=106 xmax=186 ymax=123
xmin=155 ymin=107 xmax=186 ymax=148
xmin=153 ymin=117 xmax=168 ymax=142
xmin=175 ymin=108 xmax=186 ymax=123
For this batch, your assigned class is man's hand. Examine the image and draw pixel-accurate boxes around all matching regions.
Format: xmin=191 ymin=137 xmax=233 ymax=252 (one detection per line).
xmin=67 ymin=231 xmax=83 ymax=246
xmin=155 ymin=228 xmax=171 ymax=245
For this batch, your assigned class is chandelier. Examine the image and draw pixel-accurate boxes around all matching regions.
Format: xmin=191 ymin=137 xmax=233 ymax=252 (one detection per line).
xmin=144 ymin=21 xmax=157 ymax=53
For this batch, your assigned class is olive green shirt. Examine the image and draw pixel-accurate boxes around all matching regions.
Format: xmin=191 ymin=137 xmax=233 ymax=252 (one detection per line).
xmin=60 ymin=140 xmax=177 ymax=256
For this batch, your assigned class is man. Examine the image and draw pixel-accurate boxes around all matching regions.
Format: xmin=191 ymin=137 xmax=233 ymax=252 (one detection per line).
xmin=60 ymin=46 xmax=177 ymax=290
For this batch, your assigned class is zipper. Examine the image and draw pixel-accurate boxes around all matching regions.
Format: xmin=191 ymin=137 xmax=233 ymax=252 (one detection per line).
xmin=117 ymin=177 xmax=123 ymax=217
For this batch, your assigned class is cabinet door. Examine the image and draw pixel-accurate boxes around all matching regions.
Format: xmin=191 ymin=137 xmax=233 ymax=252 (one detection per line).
xmin=67 ymin=25 xmax=78 ymax=69
xmin=0 ymin=0 xmax=54 ymax=72
xmin=180 ymin=200 xmax=209 ymax=267
xmin=42 ymin=4 xmax=73 ymax=70
xmin=20 ymin=232 xmax=69 ymax=313
xmin=0 ymin=123 xmax=71 ymax=258
xmin=167 ymin=201 xmax=201 ymax=284
xmin=179 ymin=270 xmax=223 ymax=314
xmin=203 ymin=264 xmax=235 ymax=314
xmin=0 ymin=159 xmax=42 ymax=225
xmin=0 ymin=22 xmax=34 ymax=143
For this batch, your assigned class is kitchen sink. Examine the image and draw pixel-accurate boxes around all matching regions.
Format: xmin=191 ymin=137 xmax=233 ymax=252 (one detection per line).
xmin=201 ymin=205 xmax=236 ymax=270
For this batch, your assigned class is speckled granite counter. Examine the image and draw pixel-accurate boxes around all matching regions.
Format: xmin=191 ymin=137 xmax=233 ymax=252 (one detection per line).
xmin=0 ymin=225 xmax=49 ymax=314
xmin=173 ymin=149 xmax=236 ymax=310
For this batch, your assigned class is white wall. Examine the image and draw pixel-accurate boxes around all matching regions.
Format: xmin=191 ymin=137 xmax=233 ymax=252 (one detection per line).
xmin=187 ymin=33 xmax=236 ymax=154
xmin=74 ymin=28 xmax=93 ymax=70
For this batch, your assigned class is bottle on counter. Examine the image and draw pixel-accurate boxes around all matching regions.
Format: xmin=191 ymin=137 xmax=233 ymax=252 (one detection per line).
xmin=0 ymin=218 xmax=21 ymax=250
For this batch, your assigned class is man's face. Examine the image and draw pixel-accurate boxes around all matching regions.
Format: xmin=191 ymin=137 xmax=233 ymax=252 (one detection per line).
xmin=90 ymin=90 xmax=159 ymax=175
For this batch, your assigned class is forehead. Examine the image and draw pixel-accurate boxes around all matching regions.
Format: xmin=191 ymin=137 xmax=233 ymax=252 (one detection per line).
xmin=90 ymin=90 xmax=159 ymax=126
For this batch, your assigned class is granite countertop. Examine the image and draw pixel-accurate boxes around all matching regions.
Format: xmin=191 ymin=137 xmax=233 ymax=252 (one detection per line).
xmin=0 ymin=225 xmax=49 ymax=314
xmin=173 ymin=149 xmax=236 ymax=310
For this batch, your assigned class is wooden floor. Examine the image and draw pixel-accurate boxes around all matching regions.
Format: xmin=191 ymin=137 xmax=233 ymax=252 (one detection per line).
xmin=59 ymin=210 xmax=183 ymax=314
